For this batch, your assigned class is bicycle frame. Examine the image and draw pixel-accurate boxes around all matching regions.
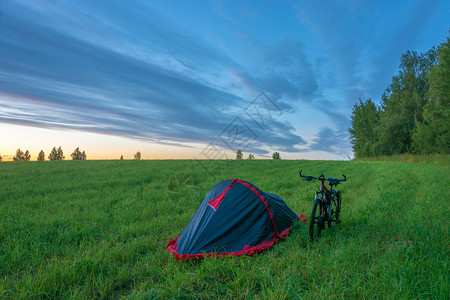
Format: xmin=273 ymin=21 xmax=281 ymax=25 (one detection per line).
xmin=299 ymin=170 xmax=346 ymax=239
xmin=317 ymin=182 xmax=329 ymax=209
xmin=315 ymin=182 xmax=338 ymax=222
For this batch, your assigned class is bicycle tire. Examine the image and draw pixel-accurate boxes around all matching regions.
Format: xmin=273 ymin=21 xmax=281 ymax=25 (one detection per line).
xmin=328 ymin=191 xmax=341 ymax=228
xmin=309 ymin=199 xmax=324 ymax=240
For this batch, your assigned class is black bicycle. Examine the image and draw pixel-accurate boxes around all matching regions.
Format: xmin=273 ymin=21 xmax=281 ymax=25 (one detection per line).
xmin=299 ymin=170 xmax=346 ymax=240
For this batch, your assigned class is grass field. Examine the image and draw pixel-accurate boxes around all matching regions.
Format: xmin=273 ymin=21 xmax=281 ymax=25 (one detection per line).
xmin=1 ymin=158 xmax=448 ymax=299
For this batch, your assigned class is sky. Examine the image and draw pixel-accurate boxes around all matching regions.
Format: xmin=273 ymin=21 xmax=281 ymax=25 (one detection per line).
xmin=0 ymin=0 xmax=448 ymax=161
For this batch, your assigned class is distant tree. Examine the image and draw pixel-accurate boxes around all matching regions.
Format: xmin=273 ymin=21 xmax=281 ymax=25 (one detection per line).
xmin=12 ymin=149 xmax=30 ymax=161
xmin=120 ymin=155 xmax=124 ymax=160
xmin=236 ymin=149 xmax=243 ymax=160
xmin=247 ymin=154 xmax=255 ymax=160
xmin=57 ymin=146 xmax=64 ymax=160
xmin=349 ymin=99 xmax=380 ymax=158
xmin=71 ymin=147 xmax=87 ymax=160
xmin=13 ymin=148 xmax=25 ymax=161
xmin=24 ymin=150 xmax=31 ymax=161
xmin=0 ymin=154 xmax=2 ymax=162
xmin=134 ymin=151 xmax=141 ymax=160
xmin=48 ymin=147 xmax=58 ymax=160
xmin=37 ymin=150 xmax=45 ymax=161
xmin=272 ymin=152 xmax=281 ymax=159
xmin=49 ymin=146 xmax=64 ymax=160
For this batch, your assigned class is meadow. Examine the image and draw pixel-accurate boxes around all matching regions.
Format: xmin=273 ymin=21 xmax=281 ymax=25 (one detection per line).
xmin=0 ymin=158 xmax=448 ymax=299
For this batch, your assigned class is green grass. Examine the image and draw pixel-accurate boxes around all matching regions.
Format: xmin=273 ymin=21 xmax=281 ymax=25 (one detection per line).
xmin=0 ymin=158 xmax=448 ymax=299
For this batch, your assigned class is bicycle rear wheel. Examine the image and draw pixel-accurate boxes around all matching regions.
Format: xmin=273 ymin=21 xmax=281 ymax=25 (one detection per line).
xmin=310 ymin=199 xmax=325 ymax=240
xmin=328 ymin=191 xmax=341 ymax=228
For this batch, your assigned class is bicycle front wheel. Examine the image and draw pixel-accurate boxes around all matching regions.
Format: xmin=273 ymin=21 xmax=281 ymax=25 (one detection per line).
xmin=309 ymin=199 xmax=324 ymax=240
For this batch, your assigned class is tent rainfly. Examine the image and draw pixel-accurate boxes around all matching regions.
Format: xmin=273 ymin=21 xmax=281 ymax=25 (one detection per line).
xmin=167 ymin=179 xmax=304 ymax=260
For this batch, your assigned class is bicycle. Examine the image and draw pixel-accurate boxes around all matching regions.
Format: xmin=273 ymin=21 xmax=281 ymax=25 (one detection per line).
xmin=299 ymin=170 xmax=347 ymax=240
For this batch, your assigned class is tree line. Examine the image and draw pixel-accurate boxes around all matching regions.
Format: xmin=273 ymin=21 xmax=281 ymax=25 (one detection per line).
xmin=0 ymin=148 xmax=143 ymax=161
xmin=1 ymin=147 xmax=283 ymax=161
xmin=349 ymin=38 xmax=449 ymax=158
xmin=6 ymin=147 xmax=86 ymax=161
xmin=235 ymin=149 xmax=281 ymax=160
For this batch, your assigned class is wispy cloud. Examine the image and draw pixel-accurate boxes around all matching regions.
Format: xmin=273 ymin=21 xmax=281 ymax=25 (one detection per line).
xmin=0 ymin=0 xmax=307 ymax=155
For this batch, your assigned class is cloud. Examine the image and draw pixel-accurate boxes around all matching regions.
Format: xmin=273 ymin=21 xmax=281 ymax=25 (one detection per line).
xmin=288 ymin=0 xmax=448 ymax=157
xmin=0 ymin=0 xmax=306 ymax=155
xmin=226 ymin=34 xmax=353 ymax=156
xmin=228 ymin=37 xmax=321 ymax=117
xmin=298 ymin=126 xmax=352 ymax=158
xmin=295 ymin=0 xmax=448 ymax=104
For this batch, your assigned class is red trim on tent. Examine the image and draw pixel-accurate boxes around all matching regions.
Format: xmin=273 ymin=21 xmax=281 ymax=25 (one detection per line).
xmin=207 ymin=179 xmax=236 ymax=211
xmin=166 ymin=226 xmax=294 ymax=261
xmin=234 ymin=179 xmax=281 ymax=238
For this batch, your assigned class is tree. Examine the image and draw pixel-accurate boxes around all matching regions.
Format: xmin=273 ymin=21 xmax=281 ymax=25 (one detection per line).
xmin=37 ymin=150 xmax=45 ymax=161
xmin=375 ymin=48 xmax=437 ymax=155
xmin=134 ymin=151 xmax=141 ymax=160
xmin=13 ymin=148 xmax=28 ymax=161
xmin=49 ymin=146 xmax=64 ymax=160
xmin=247 ymin=154 xmax=255 ymax=160
xmin=120 ymin=155 xmax=124 ymax=160
xmin=71 ymin=147 xmax=87 ymax=160
xmin=24 ymin=150 xmax=31 ymax=161
xmin=57 ymin=147 xmax=64 ymax=160
xmin=236 ymin=149 xmax=243 ymax=160
xmin=412 ymin=38 xmax=450 ymax=154
xmin=48 ymin=147 xmax=58 ymax=160
xmin=272 ymin=152 xmax=281 ymax=159
xmin=13 ymin=148 xmax=23 ymax=161
xmin=0 ymin=154 xmax=3 ymax=162
xmin=349 ymin=99 xmax=380 ymax=158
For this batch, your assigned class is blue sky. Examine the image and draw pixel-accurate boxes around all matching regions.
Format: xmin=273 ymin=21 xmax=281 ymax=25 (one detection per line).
xmin=0 ymin=0 xmax=448 ymax=160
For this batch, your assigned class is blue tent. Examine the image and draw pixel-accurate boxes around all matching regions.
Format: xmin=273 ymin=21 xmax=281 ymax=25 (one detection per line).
xmin=167 ymin=179 xmax=301 ymax=260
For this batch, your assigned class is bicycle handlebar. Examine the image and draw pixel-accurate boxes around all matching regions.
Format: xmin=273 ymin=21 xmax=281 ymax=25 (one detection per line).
xmin=299 ymin=170 xmax=346 ymax=185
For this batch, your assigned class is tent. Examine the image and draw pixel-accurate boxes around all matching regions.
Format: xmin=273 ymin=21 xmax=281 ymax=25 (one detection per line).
xmin=167 ymin=178 xmax=304 ymax=260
